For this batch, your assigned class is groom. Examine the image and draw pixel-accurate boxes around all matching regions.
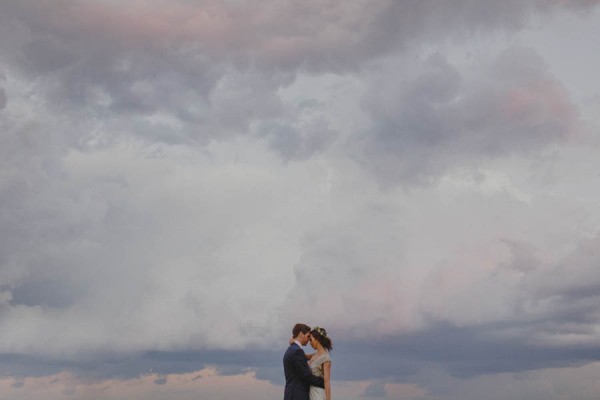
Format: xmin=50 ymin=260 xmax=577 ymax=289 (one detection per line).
xmin=283 ymin=323 xmax=325 ymax=400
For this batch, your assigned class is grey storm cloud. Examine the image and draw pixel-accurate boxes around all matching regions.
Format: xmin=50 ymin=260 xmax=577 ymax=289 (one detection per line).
xmin=0 ymin=71 xmax=6 ymax=110
xmin=0 ymin=0 xmax=594 ymax=146
xmin=264 ymin=118 xmax=339 ymax=161
xmin=356 ymin=46 xmax=578 ymax=186
xmin=0 ymin=0 xmax=593 ymax=175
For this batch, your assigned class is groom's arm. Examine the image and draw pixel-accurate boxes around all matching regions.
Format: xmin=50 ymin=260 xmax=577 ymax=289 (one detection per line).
xmin=292 ymin=349 xmax=325 ymax=388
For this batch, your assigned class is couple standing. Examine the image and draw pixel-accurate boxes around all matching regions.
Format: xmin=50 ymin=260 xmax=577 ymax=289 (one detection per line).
xmin=283 ymin=323 xmax=333 ymax=400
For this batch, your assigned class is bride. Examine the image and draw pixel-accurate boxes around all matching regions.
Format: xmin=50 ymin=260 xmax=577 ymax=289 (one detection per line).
xmin=306 ymin=326 xmax=333 ymax=400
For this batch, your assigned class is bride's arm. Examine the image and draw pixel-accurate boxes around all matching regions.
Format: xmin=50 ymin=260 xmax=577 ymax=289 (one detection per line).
xmin=287 ymin=338 xmax=314 ymax=359
xmin=323 ymin=361 xmax=331 ymax=400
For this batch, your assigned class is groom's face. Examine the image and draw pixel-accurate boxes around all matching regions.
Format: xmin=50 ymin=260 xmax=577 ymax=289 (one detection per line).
xmin=298 ymin=332 xmax=311 ymax=346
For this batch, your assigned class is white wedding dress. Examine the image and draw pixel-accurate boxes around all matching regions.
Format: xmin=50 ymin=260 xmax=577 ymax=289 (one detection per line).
xmin=308 ymin=352 xmax=331 ymax=400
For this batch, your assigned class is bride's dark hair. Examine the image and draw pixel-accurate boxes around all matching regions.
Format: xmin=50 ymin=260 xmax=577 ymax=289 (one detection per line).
xmin=311 ymin=327 xmax=333 ymax=351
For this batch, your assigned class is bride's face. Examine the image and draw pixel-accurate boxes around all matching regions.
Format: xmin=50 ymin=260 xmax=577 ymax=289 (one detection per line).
xmin=309 ymin=336 xmax=318 ymax=350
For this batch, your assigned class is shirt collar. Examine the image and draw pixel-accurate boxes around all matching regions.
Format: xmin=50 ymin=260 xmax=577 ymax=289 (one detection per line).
xmin=294 ymin=340 xmax=303 ymax=348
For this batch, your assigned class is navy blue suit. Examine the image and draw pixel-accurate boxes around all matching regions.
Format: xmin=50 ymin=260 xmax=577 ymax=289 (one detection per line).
xmin=283 ymin=343 xmax=324 ymax=400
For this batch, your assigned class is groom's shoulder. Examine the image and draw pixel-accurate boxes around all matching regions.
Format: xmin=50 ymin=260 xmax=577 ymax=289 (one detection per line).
xmin=285 ymin=343 xmax=298 ymax=351
xmin=284 ymin=343 xmax=300 ymax=355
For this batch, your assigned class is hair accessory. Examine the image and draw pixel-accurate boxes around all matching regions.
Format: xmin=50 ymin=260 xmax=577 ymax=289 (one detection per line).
xmin=313 ymin=326 xmax=327 ymax=338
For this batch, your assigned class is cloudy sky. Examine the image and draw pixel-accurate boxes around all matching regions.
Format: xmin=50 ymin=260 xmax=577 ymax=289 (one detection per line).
xmin=1 ymin=1 xmax=600 ymax=399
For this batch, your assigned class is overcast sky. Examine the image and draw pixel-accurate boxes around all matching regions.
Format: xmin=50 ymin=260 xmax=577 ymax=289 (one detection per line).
xmin=1 ymin=1 xmax=600 ymax=399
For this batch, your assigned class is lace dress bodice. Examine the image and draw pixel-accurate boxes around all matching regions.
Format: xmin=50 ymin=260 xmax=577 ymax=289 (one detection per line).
xmin=308 ymin=352 xmax=331 ymax=400
xmin=308 ymin=352 xmax=331 ymax=378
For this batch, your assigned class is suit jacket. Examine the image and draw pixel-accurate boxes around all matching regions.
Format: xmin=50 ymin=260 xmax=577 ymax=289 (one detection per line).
xmin=283 ymin=343 xmax=325 ymax=400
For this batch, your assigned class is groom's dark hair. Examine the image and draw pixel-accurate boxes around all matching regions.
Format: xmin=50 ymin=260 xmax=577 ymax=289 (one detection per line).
xmin=292 ymin=323 xmax=311 ymax=338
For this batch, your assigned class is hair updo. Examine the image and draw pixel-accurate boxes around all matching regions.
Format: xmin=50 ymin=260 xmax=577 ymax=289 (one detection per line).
xmin=311 ymin=326 xmax=333 ymax=351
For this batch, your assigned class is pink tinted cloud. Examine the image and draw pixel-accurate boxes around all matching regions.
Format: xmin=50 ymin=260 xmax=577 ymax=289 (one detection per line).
xmin=0 ymin=368 xmax=413 ymax=400
xmin=12 ymin=0 xmax=600 ymax=74
xmin=15 ymin=0 xmax=385 ymax=68
xmin=502 ymin=78 xmax=579 ymax=140
xmin=54 ymin=1 xmax=201 ymax=44
xmin=0 ymin=368 xmax=282 ymax=400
